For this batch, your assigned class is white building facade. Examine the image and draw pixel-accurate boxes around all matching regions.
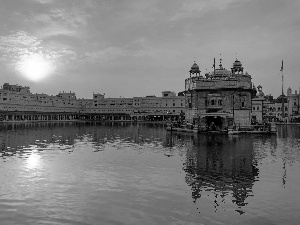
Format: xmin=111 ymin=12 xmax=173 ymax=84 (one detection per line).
xmin=0 ymin=83 xmax=185 ymax=121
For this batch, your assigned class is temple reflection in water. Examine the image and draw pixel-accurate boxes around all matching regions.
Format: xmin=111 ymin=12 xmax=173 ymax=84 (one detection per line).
xmin=167 ymin=133 xmax=260 ymax=213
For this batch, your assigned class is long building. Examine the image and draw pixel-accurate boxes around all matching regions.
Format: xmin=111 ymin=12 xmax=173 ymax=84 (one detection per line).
xmin=184 ymin=58 xmax=254 ymax=130
xmin=0 ymin=83 xmax=185 ymax=122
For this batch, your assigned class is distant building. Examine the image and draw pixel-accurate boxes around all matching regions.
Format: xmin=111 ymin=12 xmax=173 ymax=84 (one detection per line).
xmin=0 ymin=83 xmax=185 ymax=121
xmin=263 ymin=91 xmax=288 ymax=122
xmin=251 ymin=85 xmax=265 ymax=124
xmin=89 ymin=90 xmax=185 ymax=121
xmin=287 ymin=87 xmax=300 ymax=121
xmin=184 ymin=58 xmax=253 ymax=130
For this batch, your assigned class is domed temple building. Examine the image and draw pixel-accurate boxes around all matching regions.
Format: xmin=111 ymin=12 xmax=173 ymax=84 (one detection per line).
xmin=185 ymin=58 xmax=253 ymax=130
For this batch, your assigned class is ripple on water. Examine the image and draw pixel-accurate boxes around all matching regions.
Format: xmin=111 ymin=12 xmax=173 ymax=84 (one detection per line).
xmin=1 ymin=123 xmax=300 ymax=224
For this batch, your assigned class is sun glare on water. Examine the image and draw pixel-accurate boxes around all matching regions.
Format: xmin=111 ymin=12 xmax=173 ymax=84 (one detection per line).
xmin=17 ymin=54 xmax=54 ymax=82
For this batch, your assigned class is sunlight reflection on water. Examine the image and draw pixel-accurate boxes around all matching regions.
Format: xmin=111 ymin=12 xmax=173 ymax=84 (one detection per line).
xmin=25 ymin=152 xmax=41 ymax=170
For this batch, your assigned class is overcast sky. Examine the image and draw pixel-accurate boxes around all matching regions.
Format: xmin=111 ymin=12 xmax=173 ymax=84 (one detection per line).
xmin=0 ymin=0 xmax=299 ymax=99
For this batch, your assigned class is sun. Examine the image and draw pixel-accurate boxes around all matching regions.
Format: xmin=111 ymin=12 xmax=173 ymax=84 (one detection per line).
xmin=17 ymin=54 xmax=54 ymax=81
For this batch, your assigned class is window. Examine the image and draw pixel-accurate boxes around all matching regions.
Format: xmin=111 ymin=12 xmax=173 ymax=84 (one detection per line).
xmin=257 ymin=106 xmax=259 ymax=110
xmin=253 ymin=107 xmax=255 ymax=110
xmin=188 ymin=98 xmax=192 ymax=108
xmin=173 ymin=103 xmax=175 ymax=106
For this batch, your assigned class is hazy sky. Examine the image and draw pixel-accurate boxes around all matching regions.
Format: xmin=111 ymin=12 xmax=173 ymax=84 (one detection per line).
xmin=0 ymin=0 xmax=299 ymax=99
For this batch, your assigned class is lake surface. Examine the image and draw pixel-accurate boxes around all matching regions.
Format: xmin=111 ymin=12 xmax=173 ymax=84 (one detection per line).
xmin=1 ymin=122 xmax=300 ymax=225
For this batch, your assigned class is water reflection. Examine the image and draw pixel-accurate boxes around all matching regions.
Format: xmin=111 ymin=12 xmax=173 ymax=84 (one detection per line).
xmin=184 ymin=135 xmax=258 ymax=213
xmin=277 ymin=124 xmax=300 ymax=138
xmin=0 ymin=122 xmax=169 ymax=161
xmin=1 ymin=122 xmax=300 ymax=224
xmin=165 ymin=129 xmax=300 ymax=217
xmin=26 ymin=152 xmax=41 ymax=169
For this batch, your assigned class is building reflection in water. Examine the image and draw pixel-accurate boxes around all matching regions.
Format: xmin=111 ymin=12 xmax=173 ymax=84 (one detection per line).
xmin=170 ymin=133 xmax=260 ymax=214
xmin=0 ymin=122 xmax=168 ymax=160
xmin=0 ymin=122 xmax=294 ymax=216
xmin=277 ymin=124 xmax=300 ymax=138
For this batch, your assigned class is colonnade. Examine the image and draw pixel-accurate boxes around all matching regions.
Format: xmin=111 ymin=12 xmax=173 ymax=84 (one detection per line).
xmin=0 ymin=113 xmax=77 ymax=122
xmin=131 ymin=115 xmax=180 ymax=121
xmin=0 ymin=112 xmax=181 ymax=122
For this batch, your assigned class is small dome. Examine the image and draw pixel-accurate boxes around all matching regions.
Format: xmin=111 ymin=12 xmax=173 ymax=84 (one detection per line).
xmin=257 ymin=85 xmax=264 ymax=97
xmin=189 ymin=61 xmax=201 ymax=75
xmin=191 ymin=62 xmax=199 ymax=70
xmin=233 ymin=59 xmax=242 ymax=67
xmin=231 ymin=58 xmax=244 ymax=74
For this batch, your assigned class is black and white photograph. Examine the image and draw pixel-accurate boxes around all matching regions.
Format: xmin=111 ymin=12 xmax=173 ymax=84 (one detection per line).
xmin=0 ymin=0 xmax=300 ymax=224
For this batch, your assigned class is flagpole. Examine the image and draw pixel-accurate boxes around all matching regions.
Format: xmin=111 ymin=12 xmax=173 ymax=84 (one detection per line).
xmin=281 ymin=60 xmax=284 ymax=120
xmin=213 ymin=58 xmax=215 ymax=76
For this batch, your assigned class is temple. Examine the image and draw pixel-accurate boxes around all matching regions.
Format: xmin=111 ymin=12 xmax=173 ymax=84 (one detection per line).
xmin=184 ymin=58 xmax=254 ymax=131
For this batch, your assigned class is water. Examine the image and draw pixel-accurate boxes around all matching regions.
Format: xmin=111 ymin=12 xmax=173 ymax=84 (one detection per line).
xmin=0 ymin=122 xmax=300 ymax=225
